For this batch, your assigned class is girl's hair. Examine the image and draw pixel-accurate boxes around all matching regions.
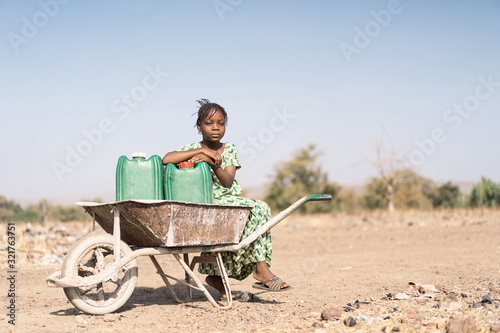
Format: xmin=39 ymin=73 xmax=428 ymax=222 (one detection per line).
xmin=194 ymin=99 xmax=228 ymax=127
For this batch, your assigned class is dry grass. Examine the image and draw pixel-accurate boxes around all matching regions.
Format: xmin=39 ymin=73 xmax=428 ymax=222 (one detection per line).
xmin=0 ymin=220 xmax=102 ymax=266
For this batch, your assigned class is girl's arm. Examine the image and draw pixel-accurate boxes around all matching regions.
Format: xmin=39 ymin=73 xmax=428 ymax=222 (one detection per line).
xmin=213 ymin=165 xmax=237 ymax=189
xmin=189 ymin=153 xmax=236 ymax=188
xmin=162 ymin=148 xmax=221 ymax=166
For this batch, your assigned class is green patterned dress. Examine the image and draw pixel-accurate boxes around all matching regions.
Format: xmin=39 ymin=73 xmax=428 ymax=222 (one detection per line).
xmin=177 ymin=142 xmax=272 ymax=280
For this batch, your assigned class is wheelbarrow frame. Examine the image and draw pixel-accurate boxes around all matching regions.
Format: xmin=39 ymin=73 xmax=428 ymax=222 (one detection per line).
xmin=46 ymin=194 xmax=331 ymax=313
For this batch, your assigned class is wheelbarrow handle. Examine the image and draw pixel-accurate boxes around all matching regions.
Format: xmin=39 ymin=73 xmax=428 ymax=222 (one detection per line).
xmin=222 ymin=193 xmax=333 ymax=252
xmin=305 ymin=194 xmax=332 ymax=202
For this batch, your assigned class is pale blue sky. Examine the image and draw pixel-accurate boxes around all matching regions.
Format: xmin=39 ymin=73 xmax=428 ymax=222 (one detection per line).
xmin=1 ymin=0 xmax=499 ymax=203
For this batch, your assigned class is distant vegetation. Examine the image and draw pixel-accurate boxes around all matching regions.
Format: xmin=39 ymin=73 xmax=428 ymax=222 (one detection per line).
xmin=1 ymin=144 xmax=499 ymax=222
xmin=0 ymin=196 xmax=94 ymax=223
xmin=264 ymin=144 xmax=497 ymax=214
xmin=469 ymin=177 xmax=500 ymax=208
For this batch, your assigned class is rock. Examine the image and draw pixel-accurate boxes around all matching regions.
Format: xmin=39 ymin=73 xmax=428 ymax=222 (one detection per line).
xmin=403 ymin=309 xmax=417 ymax=319
xmin=491 ymin=323 xmax=500 ymax=333
xmin=481 ymin=294 xmax=493 ymax=304
xmin=305 ymin=311 xmax=322 ymax=320
xmin=470 ymin=294 xmax=494 ymax=308
xmin=489 ymin=287 xmax=500 ymax=293
xmin=436 ymin=284 xmax=448 ymax=292
xmin=445 ymin=293 xmax=458 ymax=302
xmin=426 ymin=321 xmax=438 ymax=328
xmin=445 ymin=317 xmax=476 ymax=333
xmin=75 ymin=315 xmax=86 ymax=324
xmin=344 ymin=317 xmax=356 ymax=327
xmin=393 ymin=292 xmax=411 ymax=300
xmin=311 ymin=321 xmax=323 ymax=328
xmin=415 ymin=296 xmax=430 ymax=303
xmin=353 ymin=300 xmax=370 ymax=309
xmin=436 ymin=320 xmax=447 ymax=329
xmin=321 ymin=307 xmax=342 ymax=321
xmin=103 ymin=314 xmax=118 ymax=322
xmin=445 ymin=302 xmax=461 ymax=311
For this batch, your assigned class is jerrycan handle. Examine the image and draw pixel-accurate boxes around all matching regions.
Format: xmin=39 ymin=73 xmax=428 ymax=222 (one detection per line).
xmin=179 ymin=161 xmax=194 ymax=168
xmin=131 ymin=152 xmax=147 ymax=159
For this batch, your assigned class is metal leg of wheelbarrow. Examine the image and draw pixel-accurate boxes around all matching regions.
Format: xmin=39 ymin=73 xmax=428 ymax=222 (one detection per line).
xmin=186 ymin=255 xmax=216 ymax=300
xmin=149 ymin=255 xmax=193 ymax=303
xmin=187 ymin=254 xmax=233 ymax=309
xmin=149 ymin=253 xmax=233 ymax=309
xmin=174 ymin=253 xmax=233 ymax=309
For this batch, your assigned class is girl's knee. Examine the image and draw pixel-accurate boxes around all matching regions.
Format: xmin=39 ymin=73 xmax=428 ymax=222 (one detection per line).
xmin=252 ymin=199 xmax=270 ymax=212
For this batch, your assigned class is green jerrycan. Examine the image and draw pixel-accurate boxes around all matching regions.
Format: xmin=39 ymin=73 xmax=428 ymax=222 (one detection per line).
xmin=116 ymin=152 xmax=164 ymax=201
xmin=164 ymin=161 xmax=213 ymax=204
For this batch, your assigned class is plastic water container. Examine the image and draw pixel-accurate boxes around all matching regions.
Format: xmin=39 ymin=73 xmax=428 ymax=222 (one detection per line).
xmin=164 ymin=162 xmax=213 ymax=204
xmin=116 ymin=152 xmax=164 ymax=201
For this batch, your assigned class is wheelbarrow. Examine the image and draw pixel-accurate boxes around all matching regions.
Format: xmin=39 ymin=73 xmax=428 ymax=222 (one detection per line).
xmin=46 ymin=194 xmax=331 ymax=315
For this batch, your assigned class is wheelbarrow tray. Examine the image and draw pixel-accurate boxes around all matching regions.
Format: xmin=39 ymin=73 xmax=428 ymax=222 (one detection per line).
xmin=77 ymin=200 xmax=253 ymax=247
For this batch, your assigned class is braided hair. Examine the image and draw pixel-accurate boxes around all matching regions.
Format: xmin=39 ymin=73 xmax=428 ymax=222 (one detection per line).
xmin=194 ymin=99 xmax=228 ymax=127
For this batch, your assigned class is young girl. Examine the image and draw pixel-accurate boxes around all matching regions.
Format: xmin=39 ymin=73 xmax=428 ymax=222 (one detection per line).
xmin=162 ymin=99 xmax=291 ymax=298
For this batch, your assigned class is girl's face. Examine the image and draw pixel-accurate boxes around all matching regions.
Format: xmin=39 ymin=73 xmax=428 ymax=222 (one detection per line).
xmin=198 ymin=109 xmax=226 ymax=143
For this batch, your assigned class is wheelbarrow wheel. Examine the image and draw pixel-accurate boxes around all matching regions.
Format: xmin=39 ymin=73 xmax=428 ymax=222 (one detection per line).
xmin=61 ymin=233 xmax=138 ymax=315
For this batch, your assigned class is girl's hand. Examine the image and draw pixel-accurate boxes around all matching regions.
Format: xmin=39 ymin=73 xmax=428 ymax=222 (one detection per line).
xmin=189 ymin=153 xmax=217 ymax=168
xmin=201 ymin=148 xmax=222 ymax=166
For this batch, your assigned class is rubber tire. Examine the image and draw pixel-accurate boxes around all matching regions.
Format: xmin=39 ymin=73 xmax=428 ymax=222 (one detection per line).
xmin=61 ymin=233 xmax=138 ymax=315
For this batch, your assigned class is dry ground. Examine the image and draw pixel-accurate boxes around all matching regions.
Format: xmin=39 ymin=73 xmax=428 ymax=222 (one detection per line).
xmin=1 ymin=209 xmax=500 ymax=332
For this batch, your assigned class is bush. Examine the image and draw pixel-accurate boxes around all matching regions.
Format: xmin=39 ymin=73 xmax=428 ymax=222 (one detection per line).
xmin=431 ymin=182 xmax=461 ymax=209
xmin=264 ymin=144 xmax=341 ymax=214
xmin=337 ymin=188 xmax=364 ymax=213
xmin=394 ymin=169 xmax=434 ymax=210
xmin=363 ymin=177 xmax=387 ymax=210
xmin=51 ymin=205 xmax=88 ymax=222
xmin=469 ymin=177 xmax=500 ymax=207
xmin=0 ymin=195 xmax=42 ymax=223
xmin=0 ymin=195 xmax=90 ymax=223
xmin=363 ymin=170 xmax=434 ymax=211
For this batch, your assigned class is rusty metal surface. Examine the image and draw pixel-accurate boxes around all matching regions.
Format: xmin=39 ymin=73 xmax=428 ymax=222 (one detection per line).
xmin=77 ymin=200 xmax=252 ymax=247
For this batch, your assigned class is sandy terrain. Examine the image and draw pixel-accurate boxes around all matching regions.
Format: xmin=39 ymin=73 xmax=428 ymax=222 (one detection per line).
xmin=1 ymin=209 xmax=500 ymax=332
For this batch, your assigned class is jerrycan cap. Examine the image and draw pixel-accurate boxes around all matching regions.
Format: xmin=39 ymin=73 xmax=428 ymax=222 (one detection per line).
xmin=179 ymin=161 xmax=194 ymax=168
xmin=132 ymin=152 xmax=147 ymax=159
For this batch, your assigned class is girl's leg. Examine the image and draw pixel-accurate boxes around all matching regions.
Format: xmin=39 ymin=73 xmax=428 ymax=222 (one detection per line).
xmin=205 ymin=260 xmax=290 ymax=298
xmin=253 ymin=261 xmax=290 ymax=289
xmin=205 ymin=275 xmax=234 ymax=299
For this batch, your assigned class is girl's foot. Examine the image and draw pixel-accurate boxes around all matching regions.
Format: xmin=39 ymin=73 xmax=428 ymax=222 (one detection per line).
xmin=252 ymin=261 xmax=290 ymax=290
xmin=205 ymin=275 xmax=235 ymax=299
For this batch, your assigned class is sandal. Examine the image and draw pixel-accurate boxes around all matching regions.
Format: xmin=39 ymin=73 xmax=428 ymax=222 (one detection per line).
xmin=252 ymin=276 xmax=292 ymax=292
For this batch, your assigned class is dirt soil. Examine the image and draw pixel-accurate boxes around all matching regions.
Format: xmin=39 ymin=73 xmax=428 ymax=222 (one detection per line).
xmin=2 ymin=210 xmax=500 ymax=332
